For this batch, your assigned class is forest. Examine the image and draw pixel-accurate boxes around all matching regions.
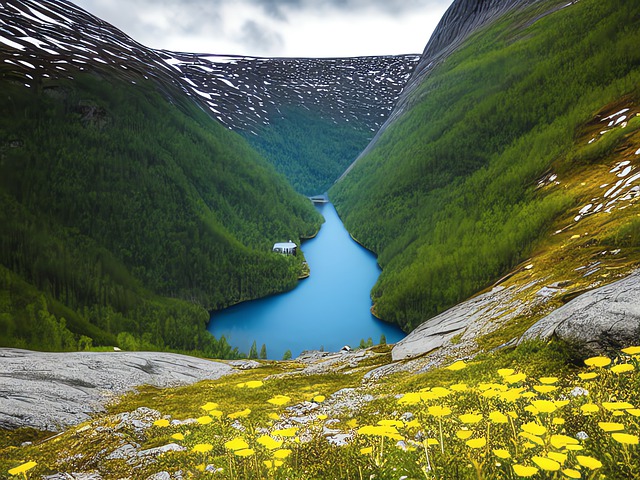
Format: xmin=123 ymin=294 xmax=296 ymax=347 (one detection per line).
xmin=0 ymin=69 xmax=322 ymax=357
xmin=331 ymin=0 xmax=640 ymax=332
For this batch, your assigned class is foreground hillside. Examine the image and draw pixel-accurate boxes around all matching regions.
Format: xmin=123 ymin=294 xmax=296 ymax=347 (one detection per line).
xmin=332 ymin=0 xmax=640 ymax=333
xmin=0 ymin=2 xmax=321 ymax=356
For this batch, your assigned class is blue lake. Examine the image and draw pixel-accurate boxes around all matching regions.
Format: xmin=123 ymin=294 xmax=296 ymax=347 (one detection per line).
xmin=207 ymin=202 xmax=405 ymax=359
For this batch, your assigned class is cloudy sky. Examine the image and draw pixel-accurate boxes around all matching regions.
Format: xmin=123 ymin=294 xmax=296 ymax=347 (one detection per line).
xmin=71 ymin=0 xmax=454 ymax=58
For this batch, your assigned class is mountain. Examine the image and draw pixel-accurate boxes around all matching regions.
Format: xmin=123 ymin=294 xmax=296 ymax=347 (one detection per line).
xmin=331 ymin=0 xmax=640 ymax=338
xmin=0 ymin=0 xmax=323 ymax=356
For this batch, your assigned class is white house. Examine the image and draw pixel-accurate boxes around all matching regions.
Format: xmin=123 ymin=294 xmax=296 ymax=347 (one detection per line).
xmin=272 ymin=240 xmax=297 ymax=255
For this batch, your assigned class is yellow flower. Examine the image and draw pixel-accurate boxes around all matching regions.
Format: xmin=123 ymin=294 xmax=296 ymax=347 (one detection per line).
xmin=505 ymin=373 xmax=527 ymax=384
xmin=576 ymin=455 xmax=602 ymax=469
xmin=273 ymin=449 xmax=292 ymax=459
xmin=8 ymin=461 xmax=37 ymax=476
xmin=626 ymin=408 xmax=640 ymax=417
xmin=539 ymin=377 xmax=558 ymax=384
xmin=621 ymin=346 xmax=640 ymax=355
xmin=584 ymin=356 xmax=611 ymax=367
xmin=430 ymin=387 xmax=452 ymax=398
xmin=268 ymin=413 xmax=281 ymax=421
xmin=578 ymin=372 xmax=598 ymax=380
xmin=318 ymin=414 xmax=328 ymax=420
xmin=378 ymin=419 xmax=404 ymax=427
xmin=313 ymin=395 xmax=326 ymax=403
xmin=360 ymin=446 xmax=373 ymax=455
xmin=228 ymin=408 xmax=251 ymax=419
xmin=580 ymin=403 xmax=599 ymax=414
xmin=610 ymin=363 xmax=634 ymax=374
xmin=611 ymin=433 xmax=639 ymax=445
xmin=522 ymin=392 xmax=536 ymax=399
xmin=357 ymin=425 xmax=402 ymax=440
xmin=550 ymin=434 xmax=579 ymax=449
xmin=498 ymin=368 xmax=515 ymax=377
xmin=398 ymin=392 xmax=424 ymax=405
xmin=201 ymin=402 xmax=218 ymax=411
xmin=534 ymin=385 xmax=558 ymax=393
xmin=532 ymin=456 xmax=560 ymax=471
xmin=519 ymin=431 xmax=544 ymax=446
xmin=153 ymin=419 xmax=170 ymax=427
xmin=521 ymin=422 xmax=547 ymax=436
xmin=171 ymin=433 xmax=185 ymax=441
xmin=603 ymin=401 xmax=634 ymax=411
xmin=257 ymin=435 xmax=283 ymax=450
xmin=466 ymin=437 xmax=486 ymax=449
xmin=193 ymin=443 xmax=213 ymax=453
xmin=346 ymin=419 xmax=358 ymax=428
xmin=209 ymin=409 xmax=223 ymax=418
xmin=493 ymin=449 xmax=511 ymax=459
xmin=428 ymin=406 xmax=452 ymax=417
xmin=489 ymin=411 xmax=508 ymax=424
xmin=197 ymin=416 xmax=212 ymax=425
xmin=553 ymin=418 xmax=565 ymax=426
xmin=272 ymin=427 xmax=298 ymax=437
xmin=268 ymin=395 xmax=291 ymax=406
xmin=446 ymin=360 xmax=467 ymax=371
xmin=456 ymin=429 xmax=473 ymax=440
xmin=225 ymin=438 xmax=249 ymax=451
xmin=450 ymin=383 xmax=468 ymax=392
xmin=499 ymin=388 xmax=524 ymax=402
xmin=562 ymin=468 xmax=581 ymax=479
xmin=598 ymin=421 xmax=624 ymax=432
xmin=531 ymin=400 xmax=557 ymax=414
xmin=426 ymin=438 xmax=440 ymax=446
xmin=547 ymin=451 xmax=567 ymax=464
xmin=234 ymin=448 xmax=255 ymax=457
xmin=459 ymin=413 xmax=483 ymax=424
xmin=512 ymin=464 xmax=539 ymax=477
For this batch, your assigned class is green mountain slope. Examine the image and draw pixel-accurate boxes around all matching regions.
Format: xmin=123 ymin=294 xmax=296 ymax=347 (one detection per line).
xmin=331 ymin=0 xmax=640 ymax=332
xmin=0 ymin=71 xmax=321 ymax=355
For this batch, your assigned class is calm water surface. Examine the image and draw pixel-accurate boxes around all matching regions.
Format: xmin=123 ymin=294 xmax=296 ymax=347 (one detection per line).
xmin=208 ymin=202 xmax=405 ymax=359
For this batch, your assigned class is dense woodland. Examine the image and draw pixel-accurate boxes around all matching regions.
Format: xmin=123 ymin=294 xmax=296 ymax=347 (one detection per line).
xmin=332 ymin=0 xmax=640 ymax=332
xmin=0 ymin=71 xmax=321 ymax=356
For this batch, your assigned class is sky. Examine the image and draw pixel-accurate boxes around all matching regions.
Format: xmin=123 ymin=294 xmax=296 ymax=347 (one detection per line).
xmin=71 ymin=0 xmax=454 ymax=58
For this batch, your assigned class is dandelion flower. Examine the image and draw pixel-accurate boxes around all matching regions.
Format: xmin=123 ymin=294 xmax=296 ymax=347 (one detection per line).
xmin=268 ymin=413 xmax=281 ymax=421
xmin=459 ymin=413 xmax=483 ymax=424
xmin=532 ymin=456 xmax=560 ymax=471
xmin=550 ymin=434 xmax=579 ymax=449
xmin=578 ymin=372 xmax=598 ymax=380
xmin=171 ymin=433 xmax=185 ymax=441
xmin=621 ymin=346 xmax=640 ymax=355
xmin=611 ymin=433 xmax=639 ymax=445
xmin=512 ymin=464 xmax=539 ymax=477
xmin=505 ymin=373 xmax=527 ymax=384
xmin=603 ymin=401 xmax=634 ymax=411
xmin=446 ymin=360 xmax=467 ymax=371
xmin=456 ymin=429 xmax=473 ymax=440
xmin=562 ymin=468 xmax=581 ymax=478
xmin=360 ymin=446 xmax=373 ymax=454
xmin=234 ymin=448 xmax=255 ymax=457
xmin=553 ymin=417 xmax=565 ymax=425
xmin=519 ymin=431 xmax=544 ymax=446
xmin=273 ymin=427 xmax=298 ymax=437
xmin=430 ymin=387 xmax=452 ymax=398
xmin=201 ymin=402 xmax=218 ymax=411
xmin=318 ymin=414 xmax=328 ymax=420
xmin=498 ymin=368 xmax=515 ymax=377
xmin=534 ymin=385 xmax=558 ymax=393
xmin=197 ymin=416 xmax=212 ymax=425
xmin=451 ymin=383 xmax=468 ymax=392
xmin=257 ymin=435 xmax=282 ymax=450
xmin=466 ymin=437 xmax=486 ymax=449
xmin=378 ymin=419 xmax=404 ymax=427
xmin=626 ymin=408 xmax=640 ymax=417
xmin=580 ymin=403 xmax=599 ymax=414
xmin=598 ymin=422 xmax=625 ymax=432
xmin=539 ymin=377 xmax=558 ymax=384
xmin=547 ymin=451 xmax=567 ymax=463
xmin=193 ymin=443 xmax=213 ymax=453
xmin=313 ymin=395 xmax=326 ymax=403
xmin=493 ymin=449 xmax=511 ymax=459
xmin=267 ymin=395 xmax=291 ymax=406
xmin=489 ymin=411 xmax=508 ymax=424
xmin=610 ymin=364 xmax=634 ymax=374
xmin=225 ymin=438 xmax=249 ymax=451
xmin=398 ymin=392 xmax=424 ymax=405
xmin=153 ymin=419 xmax=170 ymax=427
xmin=8 ymin=461 xmax=37 ymax=476
xmin=576 ymin=455 xmax=602 ymax=469
xmin=228 ymin=408 xmax=251 ymax=419
xmin=521 ymin=422 xmax=547 ymax=436
xmin=428 ymin=406 xmax=452 ymax=417
xmin=273 ymin=449 xmax=292 ymax=459
xmin=584 ymin=356 xmax=611 ymax=367
xmin=531 ymin=400 xmax=557 ymax=414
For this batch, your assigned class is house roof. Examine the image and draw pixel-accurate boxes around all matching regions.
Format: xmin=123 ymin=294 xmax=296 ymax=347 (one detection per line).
xmin=273 ymin=242 xmax=297 ymax=249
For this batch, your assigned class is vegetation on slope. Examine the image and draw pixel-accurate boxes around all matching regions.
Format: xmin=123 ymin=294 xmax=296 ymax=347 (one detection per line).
xmin=0 ymin=70 xmax=322 ymax=356
xmin=2 ymin=341 xmax=639 ymax=479
xmin=331 ymin=0 xmax=640 ymax=332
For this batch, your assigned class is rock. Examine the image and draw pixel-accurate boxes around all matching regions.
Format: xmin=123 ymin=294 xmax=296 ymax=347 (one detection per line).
xmin=138 ymin=443 xmax=186 ymax=458
xmin=147 ymin=473 xmax=171 ymax=480
xmin=43 ymin=474 xmax=102 ymax=480
xmin=106 ymin=443 xmax=139 ymax=460
xmin=0 ymin=349 xmax=237 ymax=431
xmin=521 ymin=270 xmax=640 ymax=352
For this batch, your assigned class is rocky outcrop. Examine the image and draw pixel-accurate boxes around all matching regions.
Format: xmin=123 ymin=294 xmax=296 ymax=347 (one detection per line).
xmin=521 ymin=270 xmax=640 ymax=352
xmin=0 ymin=349 xmax=245 ymax=431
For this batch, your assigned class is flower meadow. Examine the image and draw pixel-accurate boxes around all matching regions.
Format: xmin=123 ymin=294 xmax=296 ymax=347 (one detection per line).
xmin=4 ymin=344 xmax=640 ymax=479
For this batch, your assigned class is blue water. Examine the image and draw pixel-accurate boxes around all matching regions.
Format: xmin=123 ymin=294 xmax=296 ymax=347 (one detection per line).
xmin=207 ymin=202 xmax=405 ymax=359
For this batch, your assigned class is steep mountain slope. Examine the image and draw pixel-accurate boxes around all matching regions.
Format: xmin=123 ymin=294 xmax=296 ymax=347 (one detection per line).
xmin=332 ymin=0 xmax=640 ymax=333
xmin=0 ymin=0 xmax=322 ymax=355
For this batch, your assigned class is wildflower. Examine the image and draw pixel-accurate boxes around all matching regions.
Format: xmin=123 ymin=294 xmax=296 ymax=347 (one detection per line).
xmin=398 ymin=392 xmax=425 ymax=405
xmin=499 ymin=388 xmax=524 ymax=402
xmin=234 ymin=448 xmax=255 ymax=457
xmin=450 ymin=383 xmax=468 ymax=392
xmin=598 ymin=422 xmax=624 ymax=432
xmin=580 ymin=403 xmax=599 ymax=414
xmin=489 ymin=411 xmax=508 ymax=424
xmin=197 ymin=416 xmax=212 ymax=425
xmin=532 ymin=456 xmax=560 ymax=471
xmin=521 ymin=422 xmax=547 ymax=436
xmin=171 ymin=433 xmax=185 ymax=441
xmin=264 ymin=460 xmax=284 ymax=469
xmin=550 ymin=434 xmax=579 ymax=449
xmin=578 ymin=372 xmax=598 ymax=380
xmin=584 ymin=356 xmax=611 ymax=367
xmin=225 ymin=438 xmax=249 ymax=451
xmin=531 ymin=400 xmax=557 ymax=414
xmin=621 ymin=345 xmax=640 ymax=355
xmin=228 ymin=409 xmax=251 ymax=419
xmin=318 ymin=414 xmax=328 ymax=420
xmin=273 ymin=449 xmax=292 ymax=459
xmin=534 ymin=385 xmax=557 ymax=393
xmin=562 ymin=468 xmax=581 ymax=478
xmin=519 ymin=431 xmax=544 ymax=446
xmin=272 ymin=427 xmax=298 ymax=437
xmin=456 ymin=429 xmax=473 ymax=440
xmin=576 ymin=455 xmax=602 ymax=470
xmin=539 ymin=377 xmax=558 ymax=384
xmin=466 ymin=437 xmax=486 ymax=449
xmin=313 ymin=395 xmax=326 ymax=403
xmin=201 ymin=402 xmax=219 ymax=411
xmin=153 ymin=419 xmax=170 ymax=427
xmin=446 ymin=360 xmax=467 ymax=371
xmin=459 ymin=413 xmax=483 ymax=424
xmin=209 ymin=410 xmax=223 ymax=418
xmin=257 ymin=435 xmax=283 ymax=450
xmin=627 ymin=408 xmax=640 ymax=417
xmin=357 ymin=425 xmax=402 ymax=440
xmin=610 ymin=363 xmax=634 ymax=374
xmin=267 ymin=395 xmax=291 ymax=406
xmin=428 ymin=406 xmax=452 ymax=417
xmin=193 ymin=443 xmax=213 ymax=453
xmin=505 ymin=373 xmax=527 ymax=384
xmin=378 ymin=419 xmax=404 ymax=427
xmin=430 ymin=387 xmax=452 ymax=398
xmin=493 ymin=449 xmax=511 ymax=459
xmin=602 ymin=401 xmax=635 ymax=411
xmin=547 ymin=451 xmax=567 ymax=463
xmin=268 ymin=413 xmax=281 ymax=421
xmin=360 ymin=446 xmax=373 ymax=454
xmin=498 ymin=368 xmax=515 ymax=377
xmin=8 ymin=461 xmax=37 ymax=477
xmin=512 ymin=464 xmax=539 ymax=477
xmin=611 ymin=433 xmax=639 ymax=445
xmin=553 ymin=417 xmax=565 ymax=425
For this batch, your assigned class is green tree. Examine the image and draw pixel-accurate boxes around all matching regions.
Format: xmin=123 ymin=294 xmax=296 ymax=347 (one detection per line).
xmin=259 ymin=343 xmax=267 ymax=360
xmin=379 ymin=334 xmax=387 ymax=345
xmin=282 ymin=349 xmax=292 ymax=360
xmin=248 ymin=341 xmax=258 ymax=359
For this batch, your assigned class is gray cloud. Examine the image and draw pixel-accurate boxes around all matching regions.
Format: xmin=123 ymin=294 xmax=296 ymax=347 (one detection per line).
xmin=238 ymin=20 xmax=284 ymax=54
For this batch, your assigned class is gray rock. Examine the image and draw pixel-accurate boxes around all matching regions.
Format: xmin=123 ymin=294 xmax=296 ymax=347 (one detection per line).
xmin=521 ymin=270 xmax=640 ymax=352
xmin=0 ymin=349 xmax=236 ymax=431
xmin=106 ymin=443 xmax=139 ymax=460
xmin=147 ymin=473 xmax=171 ymax=480
xmin=138 ymin=443 xmax=186 ymax=458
